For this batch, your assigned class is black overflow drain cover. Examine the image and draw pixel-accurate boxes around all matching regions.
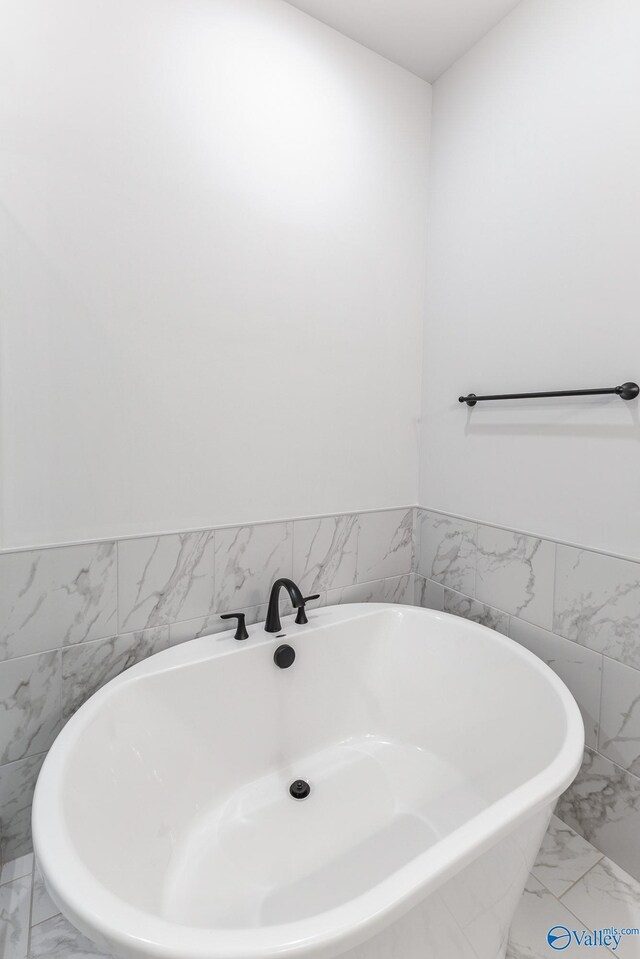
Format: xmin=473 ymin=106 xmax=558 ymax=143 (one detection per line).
xmin=289 ymin=779 xmax=311 ymax=800
xmin=274 ymin=644 xmax=295 ymax=669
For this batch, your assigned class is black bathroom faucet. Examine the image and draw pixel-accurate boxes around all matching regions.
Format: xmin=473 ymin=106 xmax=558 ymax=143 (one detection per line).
xmin=265 ymin=578 xmax=305 ymax=633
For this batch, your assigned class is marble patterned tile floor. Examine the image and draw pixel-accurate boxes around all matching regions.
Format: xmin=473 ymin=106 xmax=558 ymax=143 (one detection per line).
xmin=1 ymin=816 xmax=639 ymax=958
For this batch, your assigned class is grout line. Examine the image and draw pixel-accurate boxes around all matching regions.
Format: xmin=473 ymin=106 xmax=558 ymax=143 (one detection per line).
xmin=577 ymin=743 xmax=630 ymax=778
xmin=115 ymin=540 xmax=121 ymax=644
xmin=7 ymin=501 xmax=637 ymax=567
xmin=291 ymin=521 xmax=297 ymax=591
xmin=0 ymin=858 xmax=33 ymax=887
xmin=529 ymin=866 xmax=617 ymax=959
xmin=556 ymin=853 xmax=605 ymax=901
xmin=555 ymin=899 xmax=602 ymax=951
xmin=443 ymin=584 xmax=508 ymax=622
xmin=0 ymin=570 xmax=415 ymax=669
xmin=29 ymin=913 xmax=59 ymax=931
xmin=26 ymin=855 xmax=35 ymax=956
xmin=471 ymin=522 xmax=477 ymax=600
xmin=430 ymin=577 xmax=640 ymax=785
xmin=550 ymin=538 xmax=558 ymax=635
xmin=0 ymin=751 xmax=48 ymax=772
xmin=597 ymin=652 xmax=606 ymax=755
xmin=552 ymin=866 xmax=627 ymax=959
xmin=211 ymin=529 xmax=217 ymax=615
xmin=592 ymin=747 xmax=640 ymax=782
xmin=445 ymin=579 xmax=640 ymax=678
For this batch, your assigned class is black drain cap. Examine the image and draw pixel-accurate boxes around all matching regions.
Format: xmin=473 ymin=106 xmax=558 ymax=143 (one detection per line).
xmin=290 ymin=779 xmax=311 ymax=800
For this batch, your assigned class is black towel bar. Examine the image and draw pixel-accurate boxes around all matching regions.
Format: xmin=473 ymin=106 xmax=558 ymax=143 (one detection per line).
xmin=458 ymin=382 xmax=639 ymax=407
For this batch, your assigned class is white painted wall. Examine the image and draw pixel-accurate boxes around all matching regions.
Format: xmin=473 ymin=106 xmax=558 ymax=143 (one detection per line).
xmin=420 ymin=0 xmax=640 ymax=558
xmin=0 ymin=0 xmax=430 ymax=548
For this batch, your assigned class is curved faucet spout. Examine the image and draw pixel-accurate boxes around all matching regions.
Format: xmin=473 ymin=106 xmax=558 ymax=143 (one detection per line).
xmin=265 ymin=578 xmax=305 ymax=633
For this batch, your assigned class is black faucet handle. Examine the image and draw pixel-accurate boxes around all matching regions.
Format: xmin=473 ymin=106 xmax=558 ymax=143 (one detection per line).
xmin=295 ymin=595 xmax=321 ymax=625
xmin=220 ymin=612 xmax=249 ymax=641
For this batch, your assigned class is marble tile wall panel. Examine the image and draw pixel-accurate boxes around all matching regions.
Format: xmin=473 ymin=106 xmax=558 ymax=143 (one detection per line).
xmin=61 ymin=627 xmax=170 ymax=720
xmin=557 ymin=747 xmax=640 ymax=882
xmin=118 ymin=532 xmax=215 ymax=632
xmin=554 ymin=546 xmax=640 ymax=669
xmin=0 ymin=652 xmax=62 ymax=764
xmin=476 ymin=526 xmax=555 ymax=630
xmin=323 ymin=580 xmax=378 ymax=605
xmin=169 ymin=605 xmax=270 ymax=646
xmin=509 ymin=618 xmax=602 ymax=749
xmin=356 ymin=509 xmax=413 ymax=584
xmin=0 ymin=754 xmax=46 ymax=861
xmin=417 ymin=511 xmax=477 ymax=594
xmin=599 ymin=657 xmax=640 ymax=775
xmin=325 ymin=574 xmax=413 ymax=607
xmin=292 ymin=515 xmax=359 ymax=594
xmin=0 ymin=543 xmax=117 ymax=661
xmin=381 ymin=573 xmax=414 ymax=605
xmin=215 ymin=523 xmax=293 ymax=612
xmin=414 ymin=575 xmax=445 ymax=611
xmin=443 ymin=587 xmax=510 ymax=635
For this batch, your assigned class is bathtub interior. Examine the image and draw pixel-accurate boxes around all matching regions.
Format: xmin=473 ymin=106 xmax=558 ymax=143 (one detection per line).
xmin=55 ymin=605 xmax=569 ymax=930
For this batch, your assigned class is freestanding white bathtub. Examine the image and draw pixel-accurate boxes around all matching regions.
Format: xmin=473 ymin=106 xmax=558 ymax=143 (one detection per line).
xmin=33 ymin=603 xmax=584 ymax=959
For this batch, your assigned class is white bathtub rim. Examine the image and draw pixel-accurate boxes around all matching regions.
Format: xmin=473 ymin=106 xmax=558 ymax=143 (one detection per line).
xmin=33 ymin=604 xmax=585 ymax=959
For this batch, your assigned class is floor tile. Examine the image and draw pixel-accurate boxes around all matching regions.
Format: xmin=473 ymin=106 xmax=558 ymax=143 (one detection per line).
xmin=562 ymin=858 xmax=640 ymax=958
xmin=0 ymin=856 xmax=33 ymax=886
xmin=532 ymin=816 xmax=603 ymax=897
xmin=0 ymin=875 xmax=31 ymax=959
xmin=31 ymin=862 xmax=60 ymax=927
xmin=506 ymin=876 xmax=609 ymax=958
xmin=29 ymin=914 xmax=112 ymax=958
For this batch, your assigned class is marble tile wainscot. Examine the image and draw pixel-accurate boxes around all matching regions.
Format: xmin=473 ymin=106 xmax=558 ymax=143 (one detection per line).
xmin=0 ymin=507 xmax=415 ymax=862
xmin=415 ymin=506 xmax=640 ymax=883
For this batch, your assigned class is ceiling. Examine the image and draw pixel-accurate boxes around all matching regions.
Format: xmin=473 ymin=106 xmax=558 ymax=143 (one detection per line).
xmin=283 ymin=0 xmax=522 ymax=82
